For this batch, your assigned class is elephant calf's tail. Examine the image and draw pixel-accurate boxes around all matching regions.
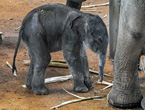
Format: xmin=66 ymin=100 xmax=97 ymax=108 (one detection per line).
xmin=12 ymin=30 xmax=23 ymax=76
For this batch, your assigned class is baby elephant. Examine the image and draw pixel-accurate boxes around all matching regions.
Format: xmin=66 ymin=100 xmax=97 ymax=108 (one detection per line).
xmin=13 ymin=3 xmax=108 ymax=95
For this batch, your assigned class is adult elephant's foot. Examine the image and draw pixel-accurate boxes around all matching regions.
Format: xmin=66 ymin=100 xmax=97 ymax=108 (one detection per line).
xmin=141 ymin=97 xmax=145 ymax=109
xmin=108 ymin=86 xmax=143 ymax=108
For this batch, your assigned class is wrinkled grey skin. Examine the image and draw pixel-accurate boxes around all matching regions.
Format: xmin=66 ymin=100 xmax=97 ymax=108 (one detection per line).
xmin=12 ymin=3 xmax=108 ymax=95
xmin=108 ymin=0 xmax=145 ymax=108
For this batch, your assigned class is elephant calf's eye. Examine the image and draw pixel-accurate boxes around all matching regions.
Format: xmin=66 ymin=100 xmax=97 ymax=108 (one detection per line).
xmin=94 ymin=37 xmax=103 ymax=45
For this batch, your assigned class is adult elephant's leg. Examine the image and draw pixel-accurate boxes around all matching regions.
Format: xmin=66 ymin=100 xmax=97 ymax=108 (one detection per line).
xmin=108 ymin=0 xmax=145 ymax=108
xmin=66 ymin=0 xmax=86 ymax=10
xmin=141 ymin=98 xmax=145 ymax=109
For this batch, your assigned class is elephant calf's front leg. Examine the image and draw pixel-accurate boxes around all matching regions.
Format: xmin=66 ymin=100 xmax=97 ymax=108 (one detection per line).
xmin=69 ymin=58 xmax=89 ymax=93
xmin=63 ymin=51 xmax=89 ymax=93
xmin=80 ymin=46 xmax=94 ymax=89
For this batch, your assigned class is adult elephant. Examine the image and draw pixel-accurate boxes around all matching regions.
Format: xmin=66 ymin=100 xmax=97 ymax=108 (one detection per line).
xmin=108 ymin=0 xmax=145 ymax=108
xmin=66 ymin=0 xmax=86 ymax=10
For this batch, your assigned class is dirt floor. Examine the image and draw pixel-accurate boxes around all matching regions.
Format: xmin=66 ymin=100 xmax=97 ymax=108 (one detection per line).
xmin=0 ymin=0 xmax=145 ymax=110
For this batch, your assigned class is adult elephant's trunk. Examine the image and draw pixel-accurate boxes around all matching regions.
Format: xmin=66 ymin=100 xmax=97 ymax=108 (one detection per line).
xmin=108 ymin=0 xmax=145 ymax=108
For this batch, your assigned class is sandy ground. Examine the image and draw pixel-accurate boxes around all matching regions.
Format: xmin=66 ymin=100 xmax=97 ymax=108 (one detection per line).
xmin=0 ymin=0 xmax=145 ymax=110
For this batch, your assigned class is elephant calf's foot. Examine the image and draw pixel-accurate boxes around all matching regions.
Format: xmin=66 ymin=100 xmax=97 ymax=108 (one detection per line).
xmin=32 ymin=86 xmax=49 ymax=95
xmin=26 ymin=81 xmax=32 ymax=89
xmin=74 ymin=85 xmax=88 ymax=93
xmin=84 ymin=79 xmax=94 ymax=89
xmin=26 ymin=76 xmax=33 ymax=89
xmin=26 ymin=84 xmax=32 ymax=89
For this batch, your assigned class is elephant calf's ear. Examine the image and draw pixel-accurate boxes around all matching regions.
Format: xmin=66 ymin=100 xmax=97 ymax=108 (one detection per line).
xmin=65 ymin=11 xmax=86 ymax=41
xmin=70 ymin=16 xmax=82 ymax=36
xmin=64 ymin=11 xmax=81 ymax=27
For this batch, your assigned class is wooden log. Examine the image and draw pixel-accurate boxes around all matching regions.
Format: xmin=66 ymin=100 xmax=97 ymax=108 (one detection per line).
xmin=23 ymin=60 xmax=68 ymax=68
xmin=21 ymin=75 xmax=73 ymax=88
xmin=82 ymin=2 xmax=109 ymax=8
xmin=97 ymin=81 xmax=113 ymax=86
